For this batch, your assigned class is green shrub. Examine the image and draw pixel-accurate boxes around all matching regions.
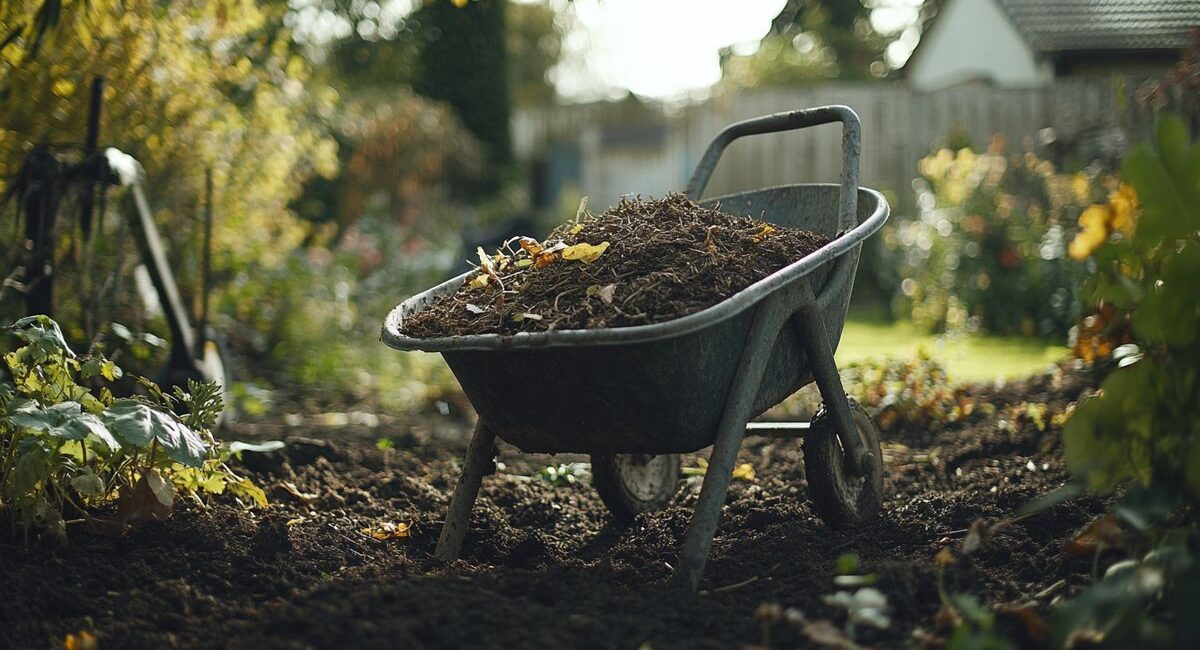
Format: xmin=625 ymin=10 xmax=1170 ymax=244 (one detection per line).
xmin=0 ymin=316 xmax=266 ymax=539
xmin=884 ymin=144 xmax=1103 ymax=338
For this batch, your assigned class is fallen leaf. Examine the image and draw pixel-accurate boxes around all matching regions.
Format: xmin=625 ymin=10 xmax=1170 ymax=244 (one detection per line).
xmin=569 ymin=223 xmax=584 ymax=235
xmin=597 ymin=284 xmax=616 ymax=304
xmin=468 ymin=274 xmax=490 ymax=290
xmin=519 ymin=237 xmax=543 ymax=257
xmin=476 ymin=246 xmax=495 ymax=274
xmin=752 ymin=223 xmax=777 ymax=243
xmin=465 ymin=303 xmax=486 ymax=314
xmin=361 ymin=521 xmax=411 ymax=541
xmin=64 ymin=631 xmax=98 ymax=650
xmin=1064 ymin=514 xmax=1122 ymax=556
xmin=562 ymin=241 xmax=610 ymax=263
xmin=521 ymin=313 xmax=543 ymax=321
xmin=587 ymin=284 xmax=616 ymax=304
xmin=732 ymin=463 xmax=756 ymax=481
xmin=515 ymin=258 xmax=533 ymax=268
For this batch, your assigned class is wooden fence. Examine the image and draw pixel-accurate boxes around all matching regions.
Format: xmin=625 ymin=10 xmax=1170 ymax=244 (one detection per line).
xmin=514 ymin=77 xmax=1171 ymax=212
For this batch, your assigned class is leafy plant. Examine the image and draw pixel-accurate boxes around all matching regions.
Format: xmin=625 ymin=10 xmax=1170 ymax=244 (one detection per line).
xmin=1051 ymin=115 xmax=1200 ymax=648
xmin=538 ymin=462 xmax=589 ymax=487
xmin=0 ymin=315 xmax=267 ymax=539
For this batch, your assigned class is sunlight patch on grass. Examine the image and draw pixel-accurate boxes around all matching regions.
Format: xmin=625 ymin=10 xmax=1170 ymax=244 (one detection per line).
xmin=835 ymin=318 xmax=1068 ymax=382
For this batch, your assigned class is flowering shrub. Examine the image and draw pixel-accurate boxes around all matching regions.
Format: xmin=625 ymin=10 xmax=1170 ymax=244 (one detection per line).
xmin=883 ymin=142 xmax=1109 ymax=338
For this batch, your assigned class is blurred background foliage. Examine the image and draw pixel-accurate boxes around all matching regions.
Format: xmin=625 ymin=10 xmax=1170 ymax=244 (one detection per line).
xmin=866 ymin=142 xmax=1108 ymax=340
xmin=0 ymin=0 xmax=1186 ymax=420
xmin=0 ymin=0 xmax=558 ymax=413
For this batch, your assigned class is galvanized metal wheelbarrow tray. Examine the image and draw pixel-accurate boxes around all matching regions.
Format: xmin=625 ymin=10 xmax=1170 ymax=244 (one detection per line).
xmin=382 ymin=106 xmax=890 ymax=592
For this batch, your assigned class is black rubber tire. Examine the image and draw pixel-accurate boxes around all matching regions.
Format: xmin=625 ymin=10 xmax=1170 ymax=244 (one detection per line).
xmin=803 ymin=400 xmax=884 ymax=528
xmin=591 ymin=453 xmax=681 ymax=523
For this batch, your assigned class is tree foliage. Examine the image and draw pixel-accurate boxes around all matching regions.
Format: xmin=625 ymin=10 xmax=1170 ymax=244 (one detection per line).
xmin=0 ymin=0 xmax=338 ymax=272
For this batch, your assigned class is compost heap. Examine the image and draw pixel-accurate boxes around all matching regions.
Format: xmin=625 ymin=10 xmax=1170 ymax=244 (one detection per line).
xmin=400 ymin=193 xmax=830 ymax=337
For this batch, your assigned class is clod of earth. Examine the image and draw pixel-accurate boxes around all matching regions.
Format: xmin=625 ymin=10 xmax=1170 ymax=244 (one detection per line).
xmin=400 ymin=193 xmax=830 ymax=337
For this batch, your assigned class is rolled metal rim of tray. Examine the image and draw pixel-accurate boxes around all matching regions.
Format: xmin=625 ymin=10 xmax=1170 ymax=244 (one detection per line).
xmin=382 ymin=183 xmax=889 ymax=352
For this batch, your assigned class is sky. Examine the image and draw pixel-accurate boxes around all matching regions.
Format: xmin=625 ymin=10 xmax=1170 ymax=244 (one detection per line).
xmin=549 ymin=0 xmax=791 ymax=101
xmin=544 ymin=0 xmax=926 ymax=101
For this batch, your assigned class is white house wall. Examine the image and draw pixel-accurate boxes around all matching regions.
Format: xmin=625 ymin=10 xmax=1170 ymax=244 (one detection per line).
xmin=906 ymin=0 xmax=1048 ymax=91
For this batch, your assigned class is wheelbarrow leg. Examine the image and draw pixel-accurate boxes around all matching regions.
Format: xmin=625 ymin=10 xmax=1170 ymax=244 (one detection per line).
xmin=673 ymin=294 xmax=795 ymax=593
xmin=435 ymin=420 xmax=497 ymax=563
xmin=794 ymin=301 xmax=870 ymax=476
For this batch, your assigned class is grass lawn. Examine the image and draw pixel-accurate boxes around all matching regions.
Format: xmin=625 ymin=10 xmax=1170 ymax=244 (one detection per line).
xmin=835 ymin=317 xmax=1069 ymax=382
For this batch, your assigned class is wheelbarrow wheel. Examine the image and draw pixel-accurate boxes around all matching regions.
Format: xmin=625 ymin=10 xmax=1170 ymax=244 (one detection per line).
xmin=803 ymin=399 xmax=884 ymax=528
xmin=591 ymin=453 xmax=680 ymax=523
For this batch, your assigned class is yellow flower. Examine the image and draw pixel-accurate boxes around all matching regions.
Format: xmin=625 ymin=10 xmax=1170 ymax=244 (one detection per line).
xmin=1071 ymin=172 xmax=1090 ymax=203
xmin=1068 ymin=205 xmax=1112 ymax=260
xmin=1107 ymin=184 xmax=1138 ymax=235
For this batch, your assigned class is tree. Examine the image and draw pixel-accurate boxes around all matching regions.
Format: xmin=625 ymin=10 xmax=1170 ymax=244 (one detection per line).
xmin=507 ymin=0 xmax=562 ymax=107
xmin=413 ymin=0 xmax=512 ymax=194
xmin=721 ymin=0 xmax=892 ymax=88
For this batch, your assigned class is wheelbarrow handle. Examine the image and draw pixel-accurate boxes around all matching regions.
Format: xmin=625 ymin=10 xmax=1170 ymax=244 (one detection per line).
xmin=685 ymin=105 xmax=861 ymax=232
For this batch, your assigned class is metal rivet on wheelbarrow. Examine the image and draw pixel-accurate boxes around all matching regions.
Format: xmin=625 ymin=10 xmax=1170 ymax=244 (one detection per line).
xmin=381 ymin=105 xmax=891 ymax=593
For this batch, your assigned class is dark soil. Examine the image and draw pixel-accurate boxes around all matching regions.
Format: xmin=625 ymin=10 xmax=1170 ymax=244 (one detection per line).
xmin=0 ymin=366 xmax=1111 ymax=649
xmin=401 ymin=194 xmax=829 ymax=337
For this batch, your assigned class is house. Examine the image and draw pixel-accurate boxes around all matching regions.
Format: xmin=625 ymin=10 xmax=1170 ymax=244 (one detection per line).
xmin=905 ymin=0 xmax=1199 ymax=91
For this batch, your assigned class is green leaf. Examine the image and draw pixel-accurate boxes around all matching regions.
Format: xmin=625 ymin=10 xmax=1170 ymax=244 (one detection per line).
xmin=229 ymin=478 xmax=268 ymax=508
xmin=1063 ymin=361 xmax=1156 ymax=492
xmin=8 ymin=315 xmax=75 ymax=358
xmin=1123 ymin=147 xmax=1197 ymax=244
xmin=70 ymin=472 xmax=106 ymax=497
xmin=8 ymin=400 xmax=118 ymax=450
xmin=81 ymin=357 xmax=122 ymax=381
xmin=1132 ymin=246 xmax=1199 ymax=347
xmin=1155 ymin=114 xmax=1191 ymax=180
xmin=102 ymin=400 xmax=208 ymax=467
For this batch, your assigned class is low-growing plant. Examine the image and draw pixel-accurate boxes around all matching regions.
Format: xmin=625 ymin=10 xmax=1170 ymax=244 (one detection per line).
xmin=841 ymin=349 xmax=984 ymax=433
xmin=0 ymin=315 xmax=267 ymax=540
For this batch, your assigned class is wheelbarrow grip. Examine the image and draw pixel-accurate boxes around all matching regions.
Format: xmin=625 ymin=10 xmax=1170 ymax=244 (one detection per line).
xmin=685 ymin=105 xmax=861 ymax=233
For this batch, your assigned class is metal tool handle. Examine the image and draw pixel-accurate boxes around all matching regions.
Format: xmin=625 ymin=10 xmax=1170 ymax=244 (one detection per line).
xmin=685 ymin=105 xmax=862 ymax=232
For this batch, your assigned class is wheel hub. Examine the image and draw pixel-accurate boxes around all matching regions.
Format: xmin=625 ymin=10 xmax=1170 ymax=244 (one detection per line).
xmin=615 ymin=454 xmax=673 ymax=502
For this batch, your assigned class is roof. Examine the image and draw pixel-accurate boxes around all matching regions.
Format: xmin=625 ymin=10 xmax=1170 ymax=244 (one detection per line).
xmin=994 ymin=0 xmax=1200 ymax=52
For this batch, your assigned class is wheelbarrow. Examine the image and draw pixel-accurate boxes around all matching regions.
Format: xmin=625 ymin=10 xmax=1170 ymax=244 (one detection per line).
xmin=381 ymin=105 xmax=890 ymax=592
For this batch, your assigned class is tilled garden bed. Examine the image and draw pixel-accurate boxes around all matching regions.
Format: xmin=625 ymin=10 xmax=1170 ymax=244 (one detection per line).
xmin=0 ymin=367 xmax=1110 ymax=649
